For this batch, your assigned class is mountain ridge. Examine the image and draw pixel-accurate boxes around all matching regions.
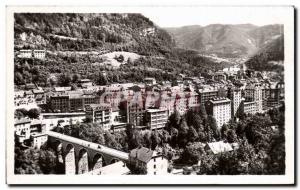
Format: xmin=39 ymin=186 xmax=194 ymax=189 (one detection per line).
xmin=165 ymin=24 xmax=284 ymax=58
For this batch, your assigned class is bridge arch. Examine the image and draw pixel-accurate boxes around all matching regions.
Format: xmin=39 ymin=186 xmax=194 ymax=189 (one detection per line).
xmin=65 ymin=144 xmax=76 ymax=174
xmin=91 ymin=153 xmax=105 ymax=170
xmin=77 ymin=148 xmax=89 ymax=174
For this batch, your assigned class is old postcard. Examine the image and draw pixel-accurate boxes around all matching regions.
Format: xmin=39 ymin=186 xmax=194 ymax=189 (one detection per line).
xmin=6 ymin=6 xmax=295 ymax=185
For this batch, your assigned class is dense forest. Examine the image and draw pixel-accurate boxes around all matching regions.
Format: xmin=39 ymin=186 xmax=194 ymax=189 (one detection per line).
xmin=14 ymin=13 xmax=174 ymax=56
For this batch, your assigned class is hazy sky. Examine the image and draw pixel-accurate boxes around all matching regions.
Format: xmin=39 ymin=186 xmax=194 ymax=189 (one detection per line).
xmin=140 ymin=6 xmax=291 ymax=27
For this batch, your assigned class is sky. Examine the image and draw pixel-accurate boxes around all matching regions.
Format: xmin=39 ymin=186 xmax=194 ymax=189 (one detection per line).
xmin=140 ymin=6 xmax=291 ymax=27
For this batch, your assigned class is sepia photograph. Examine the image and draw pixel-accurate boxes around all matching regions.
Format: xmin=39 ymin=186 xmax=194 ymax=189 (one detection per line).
xmin=5 ymin=5 xmax=295 ymax=185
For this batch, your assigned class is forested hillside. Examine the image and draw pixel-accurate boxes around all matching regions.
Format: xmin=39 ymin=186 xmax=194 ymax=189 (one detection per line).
xmin=244 ymin=35 xmax=284 ymax=71
xmin=14 ymin=13 xmax=229 ymax=87
xmin=14 ymin=13 xmax=174 ymax=56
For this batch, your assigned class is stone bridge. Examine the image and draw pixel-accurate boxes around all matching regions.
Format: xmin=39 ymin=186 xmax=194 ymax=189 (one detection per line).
xmin=46 ymin=131 xmax=129 ymax=174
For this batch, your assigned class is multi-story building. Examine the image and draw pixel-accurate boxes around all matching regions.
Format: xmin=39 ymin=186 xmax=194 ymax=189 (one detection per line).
xmin=244 ymin=85 xmax=263 ymax=113
xmin=174 ymin=92 xmax=188 ymax=115
xmin=126 ymin=99 xmax=146 ymax=127
xmin=197 ymin=88 xmax=218 ymax=105
xmin=85 ymin=104 xmax=111 ymax=129
xmin=261 ymin=82 xmax=284 ymax=110
xmin=49 ymin=92 xmax=100 ymax=112
xmin=33 ymin=50 xmax=46 ymax=59
xmin=145 ymin=108 xmax=168 ymax=130
xmin=206 ymin=98 xmax=231 ymax=128
xmin=49 ymin=94 xmax=70 ymax=112
xmin=242 ymin=101 xmax=259 ymax=115
xmin=19 ymin=49 xmax=32 ymax=58
xmin=15 ymin=118 xmax=46 ymax=146
xmin=227 ymin=88 xmax=242 ymax=118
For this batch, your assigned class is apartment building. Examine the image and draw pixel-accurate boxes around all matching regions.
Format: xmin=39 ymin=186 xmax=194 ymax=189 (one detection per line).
xmin=206 ymin=98 xmax=232 ymax=128
xmin=85 ymin=104 xmax=112 ymax=129
xmin=227 ymin=88 xmax=242 ymax=118
xmin=145 ymin=108 xmax=168 ymax=130
xmin=33 ymin=50 xmax=46 ymax=59
xmin=197 ymin=88 xmax=218 ymax=105
xmin=244 ymin=85 xmax=263 ymax=113
xmin=242 ymin=101 xmax=259 ymax=115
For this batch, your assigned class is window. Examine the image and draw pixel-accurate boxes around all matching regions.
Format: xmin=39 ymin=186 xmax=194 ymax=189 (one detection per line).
xmin=154 ymin=164 xmax=156 ymax=169
xmin=154 ymin=172 xmax=156 ymax=175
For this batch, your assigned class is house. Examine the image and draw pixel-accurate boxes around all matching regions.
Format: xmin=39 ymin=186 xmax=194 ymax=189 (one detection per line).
xmin=15 ymin=118 xmax=31 ymax=143
xmin=128 ymin=147 xmax=169 ymax=175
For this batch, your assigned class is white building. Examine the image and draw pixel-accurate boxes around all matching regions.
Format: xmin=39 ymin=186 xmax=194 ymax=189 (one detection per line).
xmin=33 ymin=50 xmax=46 ymax=59
xmin=145 ymin=108 xmax=168 ymax=130
xmin=128 ymin=147 xmax=169 ymax=175
xmin=206 ymin=98 xmax=232 ymax=128
xmin=19 ymin=49 xmax=32 ymax=58
xmin=228 ymin=88 xmax=242 ymax=118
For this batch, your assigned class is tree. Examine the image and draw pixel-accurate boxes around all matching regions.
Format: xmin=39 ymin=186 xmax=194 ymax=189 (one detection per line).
xmin=167 ymin=110 xmax=181 ymax=130
xmin=227 ymin=129 xmax=238 ymax=143
xmin=27 ymin=108 xmax=40 ymax=119
xmin=15 ymin=147 xmax=57 ymax=174
xmin=58 ymin=73 xmax=72 ymax=86
xmin=105 ymin=132 xmax=121 ymax=150
xmin=39 ymin=149 xmax=57 ymax=174
xmin=72 ymin=74 xmax=81 ymax=83
xmin=179 ymin=143 xmax=204 ymax=165
xmin=187 ymin=126 xmax=198 ymax=143
xmin=206 ymin=115 xmax=220 ymax=141
xmin=199 ymin=104 xmax=208 ymax=120
xmin=150 ymin=131 xmax=161 ymax=150
xmin=177 ymin=119 xmax=189 ymax=147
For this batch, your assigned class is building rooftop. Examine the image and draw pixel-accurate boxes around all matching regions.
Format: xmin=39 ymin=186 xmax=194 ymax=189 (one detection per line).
xmin=86 ymin=104 xmax=111 ymax=110
xmin=146 ymin=108 xmax=167 ymax=113
xmin=31 ymin=132 xmax=47 ymax=137
xmin=15 ymin=118 xmax=31 ymax=125
xmin=209 ymin=97 xmax=231 ymax=104
xmin=206 ymin=141 xmax=233 ymax=154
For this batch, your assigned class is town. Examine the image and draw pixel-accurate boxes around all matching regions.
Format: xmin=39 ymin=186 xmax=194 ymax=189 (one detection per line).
xmin=14 ymin=49 xmax=285 ymax=175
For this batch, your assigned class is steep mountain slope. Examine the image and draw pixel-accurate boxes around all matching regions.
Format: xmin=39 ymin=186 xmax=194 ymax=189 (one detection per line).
xmin=244 ymin=35 xmax=284 ymax=71
xmin=14 ymin=13 xmax=175 ymax=56
xmin=165 ymin=24 xmax=283 ymax=58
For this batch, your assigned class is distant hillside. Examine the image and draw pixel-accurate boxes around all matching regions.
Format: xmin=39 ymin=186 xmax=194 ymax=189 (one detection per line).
xmin=14 ymin=13 xmax=228 ymax=87
xmin=244 ymin=35 xmax=284 ymax=71
xmin=165 ymin=24 xmax=283 ymax=58
xmin=14 ymin=13 xmax=175 ymax=56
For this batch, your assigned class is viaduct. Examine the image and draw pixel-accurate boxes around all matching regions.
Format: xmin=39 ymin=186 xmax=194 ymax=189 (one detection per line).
xmin=46 ymin=131 xmax=129 ymax=174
